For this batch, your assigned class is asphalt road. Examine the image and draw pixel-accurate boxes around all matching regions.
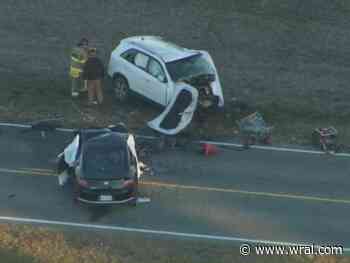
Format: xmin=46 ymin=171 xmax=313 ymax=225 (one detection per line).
xmin=0 ymin=126 xmax=349 ymax=246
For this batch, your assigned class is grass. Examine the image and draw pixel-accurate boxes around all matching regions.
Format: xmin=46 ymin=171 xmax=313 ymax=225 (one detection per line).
xmin=1 ymin=0 xmax=350 ymax=148
xmin=0 ymin=74 xmax=349 ymax=149
xmin=0 ymin=223 xmax=347 ymax=263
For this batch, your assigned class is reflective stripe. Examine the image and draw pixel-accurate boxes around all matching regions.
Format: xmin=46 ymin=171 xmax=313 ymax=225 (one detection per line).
xmin=70 ymin=67 xmax=82 ymax=78
xmin=71 ymin=56 xmax=86 ymax=64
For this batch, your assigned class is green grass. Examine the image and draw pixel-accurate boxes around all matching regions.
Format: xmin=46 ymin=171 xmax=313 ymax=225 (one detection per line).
xmin=0 ymin=248 xmax=36 ymax=263
xmin=1 ymin=75 xmax=350 ymax=148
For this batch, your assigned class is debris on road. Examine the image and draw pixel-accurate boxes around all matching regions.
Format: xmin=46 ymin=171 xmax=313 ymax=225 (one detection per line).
xmin=7 ymin=194 xmax=16 ymax=199
xmin=20 ymin=118 xmax=63 ymax=138
xmin=312 ymin=127 xmax=338 ymax=153
xmin=201 ymin=143 xmax=219 ymax=156
xmin=136 ymin=197 xmax=151 ymax=204
xmin=236 ymin=112 xmax=273 ymax=148
xmin=58 ymin=170 xmax=69 ymax=186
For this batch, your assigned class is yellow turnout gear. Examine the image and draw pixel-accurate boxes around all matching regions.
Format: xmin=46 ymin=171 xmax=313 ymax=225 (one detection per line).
xmin=69 ymin=47 xmax=87 ymax=78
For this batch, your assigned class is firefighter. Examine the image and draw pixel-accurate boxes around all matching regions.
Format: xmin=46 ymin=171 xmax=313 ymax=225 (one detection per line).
xmin=69 ymin=38 xmax=89 ymax=98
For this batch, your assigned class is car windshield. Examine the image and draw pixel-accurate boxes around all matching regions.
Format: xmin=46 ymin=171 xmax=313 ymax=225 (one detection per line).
xmin=82 ymin=147 xmax=129 ymax=180
xmin=166 ymin=54 xmax=214 ymax=82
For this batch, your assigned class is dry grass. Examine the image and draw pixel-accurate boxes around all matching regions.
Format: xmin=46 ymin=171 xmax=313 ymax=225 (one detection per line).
xmin=0 ymin=224 xmax=348 ymax=263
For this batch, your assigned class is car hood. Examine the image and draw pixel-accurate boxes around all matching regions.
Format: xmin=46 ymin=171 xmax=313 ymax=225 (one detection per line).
xmin=147 ymin=83 xmax=198 ymax=135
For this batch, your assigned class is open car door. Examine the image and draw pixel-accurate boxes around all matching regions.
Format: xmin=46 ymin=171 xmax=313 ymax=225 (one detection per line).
xmin=147 ymin=84 xmax=198 ymax=136
xmin=127 ymin=134 xmax=141 ymax=179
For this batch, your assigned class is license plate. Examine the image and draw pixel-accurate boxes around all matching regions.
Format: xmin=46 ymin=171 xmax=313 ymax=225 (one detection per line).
xmin=99 ymin=195 xmax=113 ymax=201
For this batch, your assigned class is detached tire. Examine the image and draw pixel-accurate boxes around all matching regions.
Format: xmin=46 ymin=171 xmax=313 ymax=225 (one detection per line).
xmin=113 ymin=74 xmax=129 ymax=102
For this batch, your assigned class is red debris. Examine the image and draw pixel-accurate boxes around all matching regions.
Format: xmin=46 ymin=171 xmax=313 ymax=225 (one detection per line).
xmin=202 ymin=143 xmax=218 ymax=156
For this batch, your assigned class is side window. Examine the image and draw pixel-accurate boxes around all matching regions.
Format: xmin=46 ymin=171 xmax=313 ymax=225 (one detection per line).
xmin=120 ymin=49 xmax=138 ymax=64
xmin=134 ymin=52 xmax=149 ymax=70
xmin=147 ymin=58 xmax=166 ymax=82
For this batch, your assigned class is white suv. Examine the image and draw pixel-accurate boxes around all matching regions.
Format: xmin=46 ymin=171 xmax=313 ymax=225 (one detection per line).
xmin=107 ymin=36 xmax=224 ymax=109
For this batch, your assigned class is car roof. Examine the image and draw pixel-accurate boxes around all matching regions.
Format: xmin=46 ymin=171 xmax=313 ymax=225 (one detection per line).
xmin=122 ymin=36 xmax=199 ymax=63
xmin=83 ymin=132 xmax=126 ymax=152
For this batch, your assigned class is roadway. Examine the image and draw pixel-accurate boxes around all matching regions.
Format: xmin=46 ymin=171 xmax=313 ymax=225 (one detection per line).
xmin=0 ymin=126 xmax=349 ymax=246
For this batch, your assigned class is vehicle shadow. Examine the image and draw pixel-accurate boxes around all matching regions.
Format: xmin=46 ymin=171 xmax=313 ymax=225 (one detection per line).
xmin=88 ymin=206 xmax=113 ymax=222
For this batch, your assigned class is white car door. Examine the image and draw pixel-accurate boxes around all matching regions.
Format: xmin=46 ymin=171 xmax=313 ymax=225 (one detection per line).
xmin=119 ymin=51 xmax=149 ymax=96
xmin=144 ymin=58 xmax=168 ymax=105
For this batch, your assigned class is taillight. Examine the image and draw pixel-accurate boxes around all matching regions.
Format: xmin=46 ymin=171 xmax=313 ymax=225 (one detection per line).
xmin=122 ymin=179 xmax=135 ymax=188
xmin=77 ymin=178 xmax=88 ymax=187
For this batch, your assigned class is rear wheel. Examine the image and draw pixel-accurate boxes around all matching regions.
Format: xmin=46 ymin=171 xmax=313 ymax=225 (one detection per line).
xmin=113 ymin=75 xmax=129 ymax=102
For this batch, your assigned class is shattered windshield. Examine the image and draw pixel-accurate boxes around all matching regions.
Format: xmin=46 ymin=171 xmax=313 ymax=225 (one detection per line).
xmin=166 ymin=54 xmax=214 ymax=82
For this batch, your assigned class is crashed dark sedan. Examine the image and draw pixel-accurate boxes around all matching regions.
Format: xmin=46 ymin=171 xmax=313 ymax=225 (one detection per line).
xmin=57 ymin=129 xmax=140 ymax=206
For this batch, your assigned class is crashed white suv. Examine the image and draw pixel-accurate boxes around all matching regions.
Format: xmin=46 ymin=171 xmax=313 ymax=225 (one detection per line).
xmin=107 ymin=36 xmax=224 ymax=109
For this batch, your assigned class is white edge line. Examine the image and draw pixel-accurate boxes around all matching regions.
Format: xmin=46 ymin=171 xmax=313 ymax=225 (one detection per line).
xmin=0 ymin=122 xmax=349 ymax=157
xmin=0 ymin=123 xmax=31 ymax=128
xmin=0 ymin=216 xmax=347 ymax=251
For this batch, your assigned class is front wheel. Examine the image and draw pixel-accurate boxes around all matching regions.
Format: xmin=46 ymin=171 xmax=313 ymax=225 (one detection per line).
xmin=113 ymin=75 xmax=129 ymax=102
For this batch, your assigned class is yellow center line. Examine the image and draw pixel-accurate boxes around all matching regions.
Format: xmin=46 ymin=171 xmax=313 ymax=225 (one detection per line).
xmin=142 ymin=181 xmax=350 ymax=205
xmin=0 ymin=168 xmax=53 ymax=176
xmin=1 ymin=167 xmax=350 ymax=205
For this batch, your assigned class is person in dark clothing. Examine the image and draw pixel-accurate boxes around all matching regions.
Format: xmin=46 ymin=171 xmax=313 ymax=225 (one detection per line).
xmin=82 ymin=48 xmax=105 ymax=105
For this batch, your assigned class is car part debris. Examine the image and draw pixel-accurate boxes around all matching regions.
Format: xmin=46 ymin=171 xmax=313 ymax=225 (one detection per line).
xmin=201 ymin=143 xmax=219 ymax=156
xmin=58 ymin=170 xmax=69 ymax=186
xmin=20 ymin=118 xmax=63 ymax=138
xmin=236 ymin=112 xmax=273 ymax=148
xmin=312 ymin=127 xmax=338 ymax=153
xmin=137 ymin=197 xmax=151 ymax=204
xmin=147 ymin=85 xmax=198 ymax=136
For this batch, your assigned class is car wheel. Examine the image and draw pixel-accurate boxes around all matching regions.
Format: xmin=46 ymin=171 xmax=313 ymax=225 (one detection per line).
xmin=113 ymin=74 xmax=129 ymax=101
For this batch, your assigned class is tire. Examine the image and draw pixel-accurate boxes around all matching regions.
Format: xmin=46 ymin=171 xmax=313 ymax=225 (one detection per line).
xmin=113 ymin=74 xmax=129 ymax=102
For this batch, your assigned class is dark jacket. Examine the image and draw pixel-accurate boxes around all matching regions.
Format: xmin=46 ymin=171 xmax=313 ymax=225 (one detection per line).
xmin=82 ymin=57 xmax=105 ymax=80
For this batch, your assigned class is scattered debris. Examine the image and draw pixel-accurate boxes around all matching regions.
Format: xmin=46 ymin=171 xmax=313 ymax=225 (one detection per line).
xmin=58 ymin=170 xmax=69 ymax=186
xmin=20 ymin=118 xmax=63 ymax=138
xmin=201 ymin=143 xmax=219 ymax=156
xmin=312 ymin=127 xmax=338 ymax=153
xmin=229 ymin=97 xmax=252 ymax=114
xmin=137 ymin=197 xmax=151 ymax=204
xmin=236 ymin=111 xmax=273 ymax=148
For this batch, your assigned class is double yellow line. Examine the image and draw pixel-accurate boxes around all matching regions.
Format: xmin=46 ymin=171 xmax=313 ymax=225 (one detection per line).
xmin=1 ymin=167 xmax=350 ymax=205
xmin=0 ymin=168 xmax=53 ymax=176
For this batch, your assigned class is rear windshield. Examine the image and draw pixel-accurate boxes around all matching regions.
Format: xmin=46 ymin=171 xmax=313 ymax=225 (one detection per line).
xmin=165 ymin=54 xmax=214 ymax=82
xmin=82 ymin=147 xmax=129 ymax=180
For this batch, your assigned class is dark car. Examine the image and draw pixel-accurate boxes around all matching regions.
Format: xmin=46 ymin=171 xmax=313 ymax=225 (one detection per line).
xmin=57 ymin=128 xmax=140 ymax=206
